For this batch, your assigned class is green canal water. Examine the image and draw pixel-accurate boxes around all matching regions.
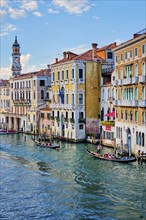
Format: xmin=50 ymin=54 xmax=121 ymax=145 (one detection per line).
xmin=0 ymin=134 xmax=145 ymax=220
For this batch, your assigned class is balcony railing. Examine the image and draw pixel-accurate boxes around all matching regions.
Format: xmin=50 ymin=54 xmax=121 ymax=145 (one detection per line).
xmin=113 ymin=80 xmax=118 ymax=86
xmin=113 ymin=100 xmax=145 ymax=107
xmin=122 ymin=77 xmax=132 ymax=85
xmin=131 ymin=76 xmax=139 ymax=84
xmin=50 ymin=103 xmax=76 ymax=110
xmin=13 ymin=99 xmax=31 ymax=105
xmin=139 ymin=75 xmax=146 ymax=83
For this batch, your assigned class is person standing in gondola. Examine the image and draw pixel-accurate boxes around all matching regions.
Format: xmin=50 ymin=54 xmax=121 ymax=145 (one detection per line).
xmin=137 ymin=150 xmax=141 ymax=163
xmin=97 ymin=143 xmax=102 ymax=154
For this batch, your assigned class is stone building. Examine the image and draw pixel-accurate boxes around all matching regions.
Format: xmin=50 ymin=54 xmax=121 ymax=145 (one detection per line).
xmin=112 ymin=29 xmax=146 ymax=155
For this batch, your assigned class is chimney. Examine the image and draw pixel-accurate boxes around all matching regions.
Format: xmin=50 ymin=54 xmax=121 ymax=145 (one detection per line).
xmin=63 ymin=51 xmax=66 ymax=59
xmin=92 ymin=43 xmax=98 ymax=61
xmin=55 ymin=58 xmax=58 ymax=63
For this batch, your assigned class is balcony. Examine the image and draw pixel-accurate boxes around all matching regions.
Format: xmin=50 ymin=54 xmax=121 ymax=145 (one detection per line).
xmin=139 ymin=100 xmax=146 ymax=107
xmin=65 ymin=79 xmax=68 ymax=84
xmin=78 ymin=118 xmax=86 ymax=123
xmin=113 ymin=100 xmax=118 ymax=106
xmin=107 ymin=97 xmax=115 ymax=103
xmin=118 ymin=100 xmax=139 ymax=107
xmin=50 ymin=103 xmax=76 ymax=110
xmin=139 ymin=75 xmax=146 ymax=84
xmin=118 ymin=79 xmax=123 ymax=86
xmin=113 ymin=80 xmax=118 ymax=87
xmin=122 ymin=77 xmax=132 ymax=85
xmin=131 ymin=76 xmax=138 ymax=84
xmin=13 ymin=99 xmax=31 ymax=105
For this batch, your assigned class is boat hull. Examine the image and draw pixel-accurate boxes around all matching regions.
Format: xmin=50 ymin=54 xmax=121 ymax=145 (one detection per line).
xmin=33 ymin=140 xmax=60 ymax=149
xmin=86 ymin=148 xmax=136 ymax=163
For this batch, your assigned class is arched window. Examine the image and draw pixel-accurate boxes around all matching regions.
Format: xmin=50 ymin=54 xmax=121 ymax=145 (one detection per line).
xmin=142 ymin=86 xmax=145 ymax=100
xmin=41 ymin=90 xmax=44 ymax=99
xmin=135 ymin=64 xmax=138 ymax=76
xmin=102 ymin=89 xmax=104 ymax=100
xmin=139 ymin=132 xmax=141 ymax=145
xmin=142 ymin=133 xmax=145 ymax=146
xmin=135 ymin=87 xmax=138 ymax=100
xmin=142 ymin=62 xmax=145 ymax=75
xmin=120 ymin=68 xmax=123 ymax=79
xmin=135 ymin=111 xmax=138 ymax=123
xmin=142 ymin=112 xmax=145 ymax=124
xmin=121 ymin=110 xmax=123 ymax=119
xmin=125 ymin=110 xmax=128 ymax=120
xmin=130 ymin=111 xmax=132 ymax=121
xmin=136 ymin=131 xmax=138 ymax=144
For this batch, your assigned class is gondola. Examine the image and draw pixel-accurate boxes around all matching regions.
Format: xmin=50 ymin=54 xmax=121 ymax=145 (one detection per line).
xmin=0 ymin=129 xmax=18 ymax=135
xmin=86 ymin=148 xmax=136 ymax=163
xmin=33 ymin=139 xmax=60 ymax=149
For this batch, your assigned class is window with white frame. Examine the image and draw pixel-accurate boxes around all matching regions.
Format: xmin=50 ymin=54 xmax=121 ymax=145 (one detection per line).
xmin=66 ymin=94 xmax=68 ymax=104
xmin=125 ymin=51 xmax=128 ymax=60
xmin=142 ymin=44 xmax=146 ymax=54
xmin=72 ymin=69 xmax=74 ymax=79
xmin=130 ymin=49 xmax=132 ymax=58
xmin=135 ymin=111 xmax=138 ymax=123
xmin=57 ymin=71 xmax=60 ymax=80
xmin=135 ymin=64 xmax=138 ymax=76
xmin=72 ymin=94 xmax=74 ymax=105
xmin=66 ymin=70 xmax=68 ymax=79
xmin=79 ymin=93 xmax=83 ymax=105
xmin=135 ymin=48 xmax=138 ymax=57
xmin=79 ymin=69 xmax=83 ymax=79
xmin=142 ymin=62 xmax=145 ymax=75
xmin=120 ymin=54 xmax=123 ymax=61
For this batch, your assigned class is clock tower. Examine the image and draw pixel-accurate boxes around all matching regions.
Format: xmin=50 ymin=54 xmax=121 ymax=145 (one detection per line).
xmin=11 ymin=36 xmax=22 ymax=77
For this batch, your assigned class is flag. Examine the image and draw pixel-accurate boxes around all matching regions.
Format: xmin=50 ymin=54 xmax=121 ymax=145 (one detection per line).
xmin=59 ymin=88 xmax=64 ymax=104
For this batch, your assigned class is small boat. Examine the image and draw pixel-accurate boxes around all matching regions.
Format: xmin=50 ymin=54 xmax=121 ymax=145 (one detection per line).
xmin=86 ymin=148 xmax=136 ymax=163
xmin=0 ymin=129 xmax=18 ymax=134
xmin=33 ymin=139 xmax=60 ymax=149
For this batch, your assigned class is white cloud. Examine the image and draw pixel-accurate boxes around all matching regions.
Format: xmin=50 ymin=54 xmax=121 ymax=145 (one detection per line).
xmin=0 ymin=23 xmax=17 ymax=37
xmin=52 ymin=0 xmax=91 ymax=14
xmin=0 ymin=66 xmax=11 ymax=79
xmin=0 ymin=53 xmax=39 ymax=79
xmin=92 ymin=16 xmax=100 ymax=20
xmin=33 ymin=11 xmax=42 ymax=17
xmin=0 ymin=0 xmax=9 ymax=7
xmin=114 ymin=38 xmax=123 ymax=45
xmin=20 ymin=0 xmax=38 ymax=11
xmin=0 ymin=9 xmax=7 ymax=19
xmin=48 ymin=8 xmax=59 ymax=14
xmin=64 ymin=44 xmax=89 ymax=55
xmin=8 ymin=7 xmax=26 ymax=19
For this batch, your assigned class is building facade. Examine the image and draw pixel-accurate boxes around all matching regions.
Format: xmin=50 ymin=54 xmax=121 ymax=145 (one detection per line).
xmin=112 ymin=29 xmax=146 ymax=155
xmin=50 ymin=44 xmax=102 ymax=142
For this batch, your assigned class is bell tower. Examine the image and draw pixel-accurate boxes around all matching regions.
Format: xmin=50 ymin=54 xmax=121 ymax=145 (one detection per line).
xmin=11 ymin=36 xmax=22 ymax=77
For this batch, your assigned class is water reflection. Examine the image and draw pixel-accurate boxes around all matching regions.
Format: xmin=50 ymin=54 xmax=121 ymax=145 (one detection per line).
xmin=0 ymin=134 xmax=145 ymax=220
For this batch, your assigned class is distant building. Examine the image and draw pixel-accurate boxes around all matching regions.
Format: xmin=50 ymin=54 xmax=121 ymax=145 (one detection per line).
xmin=112 ymin=29 xmax=146 ymax=155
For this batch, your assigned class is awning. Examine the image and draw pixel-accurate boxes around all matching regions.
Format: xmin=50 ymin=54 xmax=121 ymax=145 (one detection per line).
xmin=105 ymin=111 xmax=115 ymax=117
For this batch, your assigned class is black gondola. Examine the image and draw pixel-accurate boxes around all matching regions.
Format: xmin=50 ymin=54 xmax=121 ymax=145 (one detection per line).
xmin=86 ymin=148 xmax=136 ymax=163
xmin=33 ymin=139 xmax=60 ymax=149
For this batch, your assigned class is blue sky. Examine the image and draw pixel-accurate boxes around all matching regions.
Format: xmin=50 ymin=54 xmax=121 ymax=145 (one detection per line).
xmin=0 ymin=0 xmax=145 ymax=79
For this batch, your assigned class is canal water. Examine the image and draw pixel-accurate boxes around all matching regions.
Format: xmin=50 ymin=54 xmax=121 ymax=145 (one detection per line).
xmin=0 ymin=134 xmax=145 ymax=220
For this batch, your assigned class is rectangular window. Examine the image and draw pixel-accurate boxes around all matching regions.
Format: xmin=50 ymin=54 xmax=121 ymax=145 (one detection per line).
xmin=52 ymin=72 xmax=54 ymax=81
xmin=66 ymin=112 xmax=68 ymax=119
xmin=116 ymin=56 xmax=118 ymax=63
xmin=107 ymin=52 xmax=113 ymax=59
xmin=142 ymin=44 xmax=146 ymax=54
xmin=48 ymin=125 xmax=50 ymax=130
xmin=34 ymin=80 xmax=36 ymax=86
xmin=41 ymin=113 xmax=44 ymax=118
xmin=72 ymin=69 xmax=74 ymax=79
xmin=120 ymin=54 xmax=123 ymax=61
xmin=33 ymin=115 xmax=35 ymax=121
xmin=11 ymin=83 xmax=13 ymax=88
xmin=79 ymin=94 xmax=83 ymax=105
xmin=79 ymin=69 xmax=83 ymax=79
xmin=72 ymin=94 xmax=74 ymax=105
xmin=66 ymin=70 xmax=68 ymax=79
xmin=62 ymin=71 xmax=64 ymax=80
xmin=72 ymin=112 xmax=74 ymax=119
xmin=79 ymin=112 xmax=84 ymax=119
xmin=47 ymin=113 xmax=50 ymax=118
xmin=79 ymin=124 xmax=83 ymax=130
xmin=57 ymin=111 xmax=59 ymax=118
xmin=66 ymin=94 xmax=68 ymax=104
xmin=40 ymin=80 xmax=45 ymax=86
xmin=135 ymin=48 xmax=138 ymax=56
xmin=125 ymin=52 xmax=128 ymax=59
xmin=130 ymin=50 xmax=132 ymax=58
xmin=58 ymin=72 xmax=60 ymax=80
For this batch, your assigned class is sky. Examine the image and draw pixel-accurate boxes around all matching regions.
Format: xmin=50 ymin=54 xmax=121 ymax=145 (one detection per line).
xmin=0 ymin=0 xmax=145 ymax=79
